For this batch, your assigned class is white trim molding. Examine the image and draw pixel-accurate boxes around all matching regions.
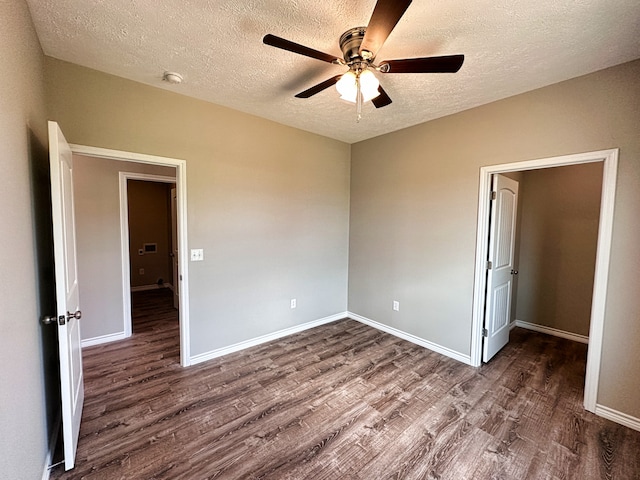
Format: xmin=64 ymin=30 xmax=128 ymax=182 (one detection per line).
xmin=130 ymin=283 xmax=173 ymax=292
xmin=514 ymin=320 xmax=589 ymax=344
xmin=81 ymin=331 xmax=127 ymax=348
xmin=71 ymin=144 xmax=192 ymax=367
xmin=190 ymin=313 xmax=347 ymax=365
xmin=595 ymin=405 xmax=640 ymax=433
xmin=348 ymin=312 xmax=472 ymax=365
xmin=130 ymin=285 xmax=160 ymax=292
xmin=119 ymin=172 xmax=177 ymax=338
xmin=470 ymin=148 xmax=618 ymax=415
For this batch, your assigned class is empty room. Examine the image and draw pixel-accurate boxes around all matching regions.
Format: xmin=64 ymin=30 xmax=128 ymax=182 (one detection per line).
xmin=2 ymin=0 xmax=640 ymax=479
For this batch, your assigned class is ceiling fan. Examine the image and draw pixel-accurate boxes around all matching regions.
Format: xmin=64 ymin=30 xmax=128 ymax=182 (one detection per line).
xmin=263 ymin=0 xmax=464 ymax=121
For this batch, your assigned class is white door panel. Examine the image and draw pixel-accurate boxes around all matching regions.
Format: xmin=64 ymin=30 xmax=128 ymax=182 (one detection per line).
xmin=49 ymin=121 xmax=84 ymax=470
xmin=483 ymin=174 xmax=519 ymax=362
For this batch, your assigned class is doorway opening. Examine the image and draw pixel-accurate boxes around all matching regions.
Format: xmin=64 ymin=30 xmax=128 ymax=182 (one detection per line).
xmin=121 ymin=174 xmax=178 ymax=338
xmin=470 ymin=149 xmax=618 ymax=413
xmin=71 ymin=144 xmax=191 ymax=366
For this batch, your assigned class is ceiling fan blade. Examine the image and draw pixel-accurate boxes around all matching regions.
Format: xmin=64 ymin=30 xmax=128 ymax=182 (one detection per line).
xmin=295 ymin=75 xmax=343 ymax=98
xmin=263 ymin=34 xmax=340 ymax=64
xmin=379 ymin=55 xmax=465 ymax=73
xmin=360 ymin=0 xmax=413 ymax=58
xmin=372 ymin=86 xmax=392 ymax=108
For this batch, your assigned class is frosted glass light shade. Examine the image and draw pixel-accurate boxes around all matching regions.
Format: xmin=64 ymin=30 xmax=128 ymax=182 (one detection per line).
xmin=336 ymin=71 xmax=357 ymax=102
xmin=359 ymin=69 xmax=381 ymax=102
xmin=335 ymin=69 xmax=381 ymax=103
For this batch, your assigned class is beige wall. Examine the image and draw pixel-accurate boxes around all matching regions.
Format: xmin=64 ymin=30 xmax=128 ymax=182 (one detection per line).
xmin=127 ymin=179 xmax=174 ymax=288
xmin=73 ymin=155 xmax=175 ymax=341
xmin=350 ymin=59 xmax=640 ymax=418
xmin=0 ymin=2 xmax=53 ymax=479
xmin=515 ymin=163 xmax=603 ymax=336
xmin=46 ymin=58 xmax=351 ymax=357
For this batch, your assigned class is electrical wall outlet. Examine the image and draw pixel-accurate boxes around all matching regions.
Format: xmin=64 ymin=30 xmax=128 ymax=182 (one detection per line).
xmin=290 ymin=299 xmax=297 ymax=309
xmin=393 ymin=301 xmax=400 ymax=311
xmin=190 ymin=248 xmax=204 ymax=261
xmin=139 ymin=268 xmax=145 ymax=275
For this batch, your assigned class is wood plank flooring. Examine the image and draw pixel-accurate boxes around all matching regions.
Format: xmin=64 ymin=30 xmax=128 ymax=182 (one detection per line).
xmin=50 ymin=289 xmax=640 ymax=479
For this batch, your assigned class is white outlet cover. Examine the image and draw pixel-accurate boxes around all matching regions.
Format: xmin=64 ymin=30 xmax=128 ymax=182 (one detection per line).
xmin=290 ymin=299 xmax=296 ymax=309
xmin=190 ymin=248 xmax=204 ymax=261
xmin=393 ymin=301 xmax=400 ymax=311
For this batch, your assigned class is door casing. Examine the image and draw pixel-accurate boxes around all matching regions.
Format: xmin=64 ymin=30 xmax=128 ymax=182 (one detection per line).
xmin=470 ymin=148 xmax=618 ymax=413
xmin=71 ymin=144 xmax=192 ymax=367
xmin=119 ymin=172 xmax=177 ymax=338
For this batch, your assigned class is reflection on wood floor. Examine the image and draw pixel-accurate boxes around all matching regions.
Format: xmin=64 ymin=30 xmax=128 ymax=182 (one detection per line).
xmin=51 ymin=289 xmax=640 ymax=479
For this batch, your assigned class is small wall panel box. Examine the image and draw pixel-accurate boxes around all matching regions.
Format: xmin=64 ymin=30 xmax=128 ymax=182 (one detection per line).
xmin=143 ymin=243 xmax=157 ymax=254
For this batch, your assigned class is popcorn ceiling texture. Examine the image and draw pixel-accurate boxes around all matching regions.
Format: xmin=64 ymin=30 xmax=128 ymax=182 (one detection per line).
xmin=27 ymin=0 xmax=640 ymax=143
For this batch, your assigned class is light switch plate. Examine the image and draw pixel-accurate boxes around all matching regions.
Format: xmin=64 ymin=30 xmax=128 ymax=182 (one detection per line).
xmin=190 ymin=248 xmax=204 ymax=261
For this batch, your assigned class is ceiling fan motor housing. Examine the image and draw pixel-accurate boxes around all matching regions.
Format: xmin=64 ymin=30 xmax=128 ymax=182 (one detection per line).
xmin=339 ymin=27 xmax=370 ymax=63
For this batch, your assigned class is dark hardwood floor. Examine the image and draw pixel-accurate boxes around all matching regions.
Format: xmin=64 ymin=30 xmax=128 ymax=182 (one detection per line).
xmin=50 ymin=289 xmax=640 ymax=479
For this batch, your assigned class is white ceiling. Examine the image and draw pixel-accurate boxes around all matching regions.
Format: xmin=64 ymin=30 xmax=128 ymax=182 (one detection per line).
xmin=26 ymin=0 xmax=640 ymax=144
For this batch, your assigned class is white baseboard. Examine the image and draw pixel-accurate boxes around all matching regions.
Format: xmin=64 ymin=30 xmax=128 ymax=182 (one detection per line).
xmin=130 ymin=283 xmax=172 ymax=292
xmin=347 ymin=312 xmax=472 ymax=365
xmin=41 ymin=413 xmax=61 ymax=480
xmin=190 ymin=312 xmax=348 ymax=365
xmin=514 ymin=320 xmax=589 ymax=344
xmin=595 ymin=404 xmax=640 ymax=432
xmin=81 ymin=331 xmax=127 ymax=348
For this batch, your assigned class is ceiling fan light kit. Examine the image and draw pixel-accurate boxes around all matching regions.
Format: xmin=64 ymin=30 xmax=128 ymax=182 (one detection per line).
xmin=263 ymin=0 xmax=464 ymax=122
xmin=336 ymin=69 xmax=380 ymax=103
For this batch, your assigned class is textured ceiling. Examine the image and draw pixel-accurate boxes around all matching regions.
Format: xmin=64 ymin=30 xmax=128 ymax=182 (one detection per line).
xmin=26 ymin=0 xmax=640 ymax=144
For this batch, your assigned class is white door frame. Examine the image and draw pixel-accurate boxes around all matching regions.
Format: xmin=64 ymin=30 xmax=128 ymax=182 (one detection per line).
xmin=470 ymin=148 xmax=618 ymax=413
xmin=119 ymin=172 xmax=177 ymax=336
xmin=70 ymin=144 xmax=191 ymax=367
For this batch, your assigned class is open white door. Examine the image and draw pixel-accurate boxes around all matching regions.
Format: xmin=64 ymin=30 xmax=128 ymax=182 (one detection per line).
xmin=49 ymin=121 xmax=84 ymax=470
xmin=483 ymin=174 xmax=519 ymax=362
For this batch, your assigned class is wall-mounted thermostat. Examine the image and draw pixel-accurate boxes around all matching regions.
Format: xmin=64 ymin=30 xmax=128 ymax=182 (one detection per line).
xmin=143 ymin=243 xmax=157 ymax=254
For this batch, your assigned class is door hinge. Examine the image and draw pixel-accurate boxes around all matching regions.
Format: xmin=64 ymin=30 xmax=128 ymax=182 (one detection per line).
xmin=486 ymin=260 xmax=492 ymax=270
xmin=491 ymin=191 xmax=497 ymax=200
xmin=482 ymin=328 xmax=488 ymax=337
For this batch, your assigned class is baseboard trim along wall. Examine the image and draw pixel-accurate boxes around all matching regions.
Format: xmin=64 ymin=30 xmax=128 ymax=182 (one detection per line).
xmin=77 ymin=311 xmax=640 ymax=434
xmin=130 ymin=283 xmax=172 ymax=292
xmin=190 ymin=311 xmax=472 ymax=367
xmin=348 ymin=312 xmax=472 ymax=365
xmin=595 ymin=404 xmax=640 ymax=432
xmin=513 ymin=319 xmax=589 ymax=344
xmin=189 ymin=312 xmax=348 ymax=365
xmin=81 ymin=331 xmax=127 ymax=348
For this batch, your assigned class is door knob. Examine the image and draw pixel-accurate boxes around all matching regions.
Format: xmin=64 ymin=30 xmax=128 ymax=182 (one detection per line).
xmin=42 ymin=315 xmax=58 ymax=325
xmin=67 ymin=310 xmax=82 ymax=321
xmin=511 ymin=269 xmax=519 ymax=275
